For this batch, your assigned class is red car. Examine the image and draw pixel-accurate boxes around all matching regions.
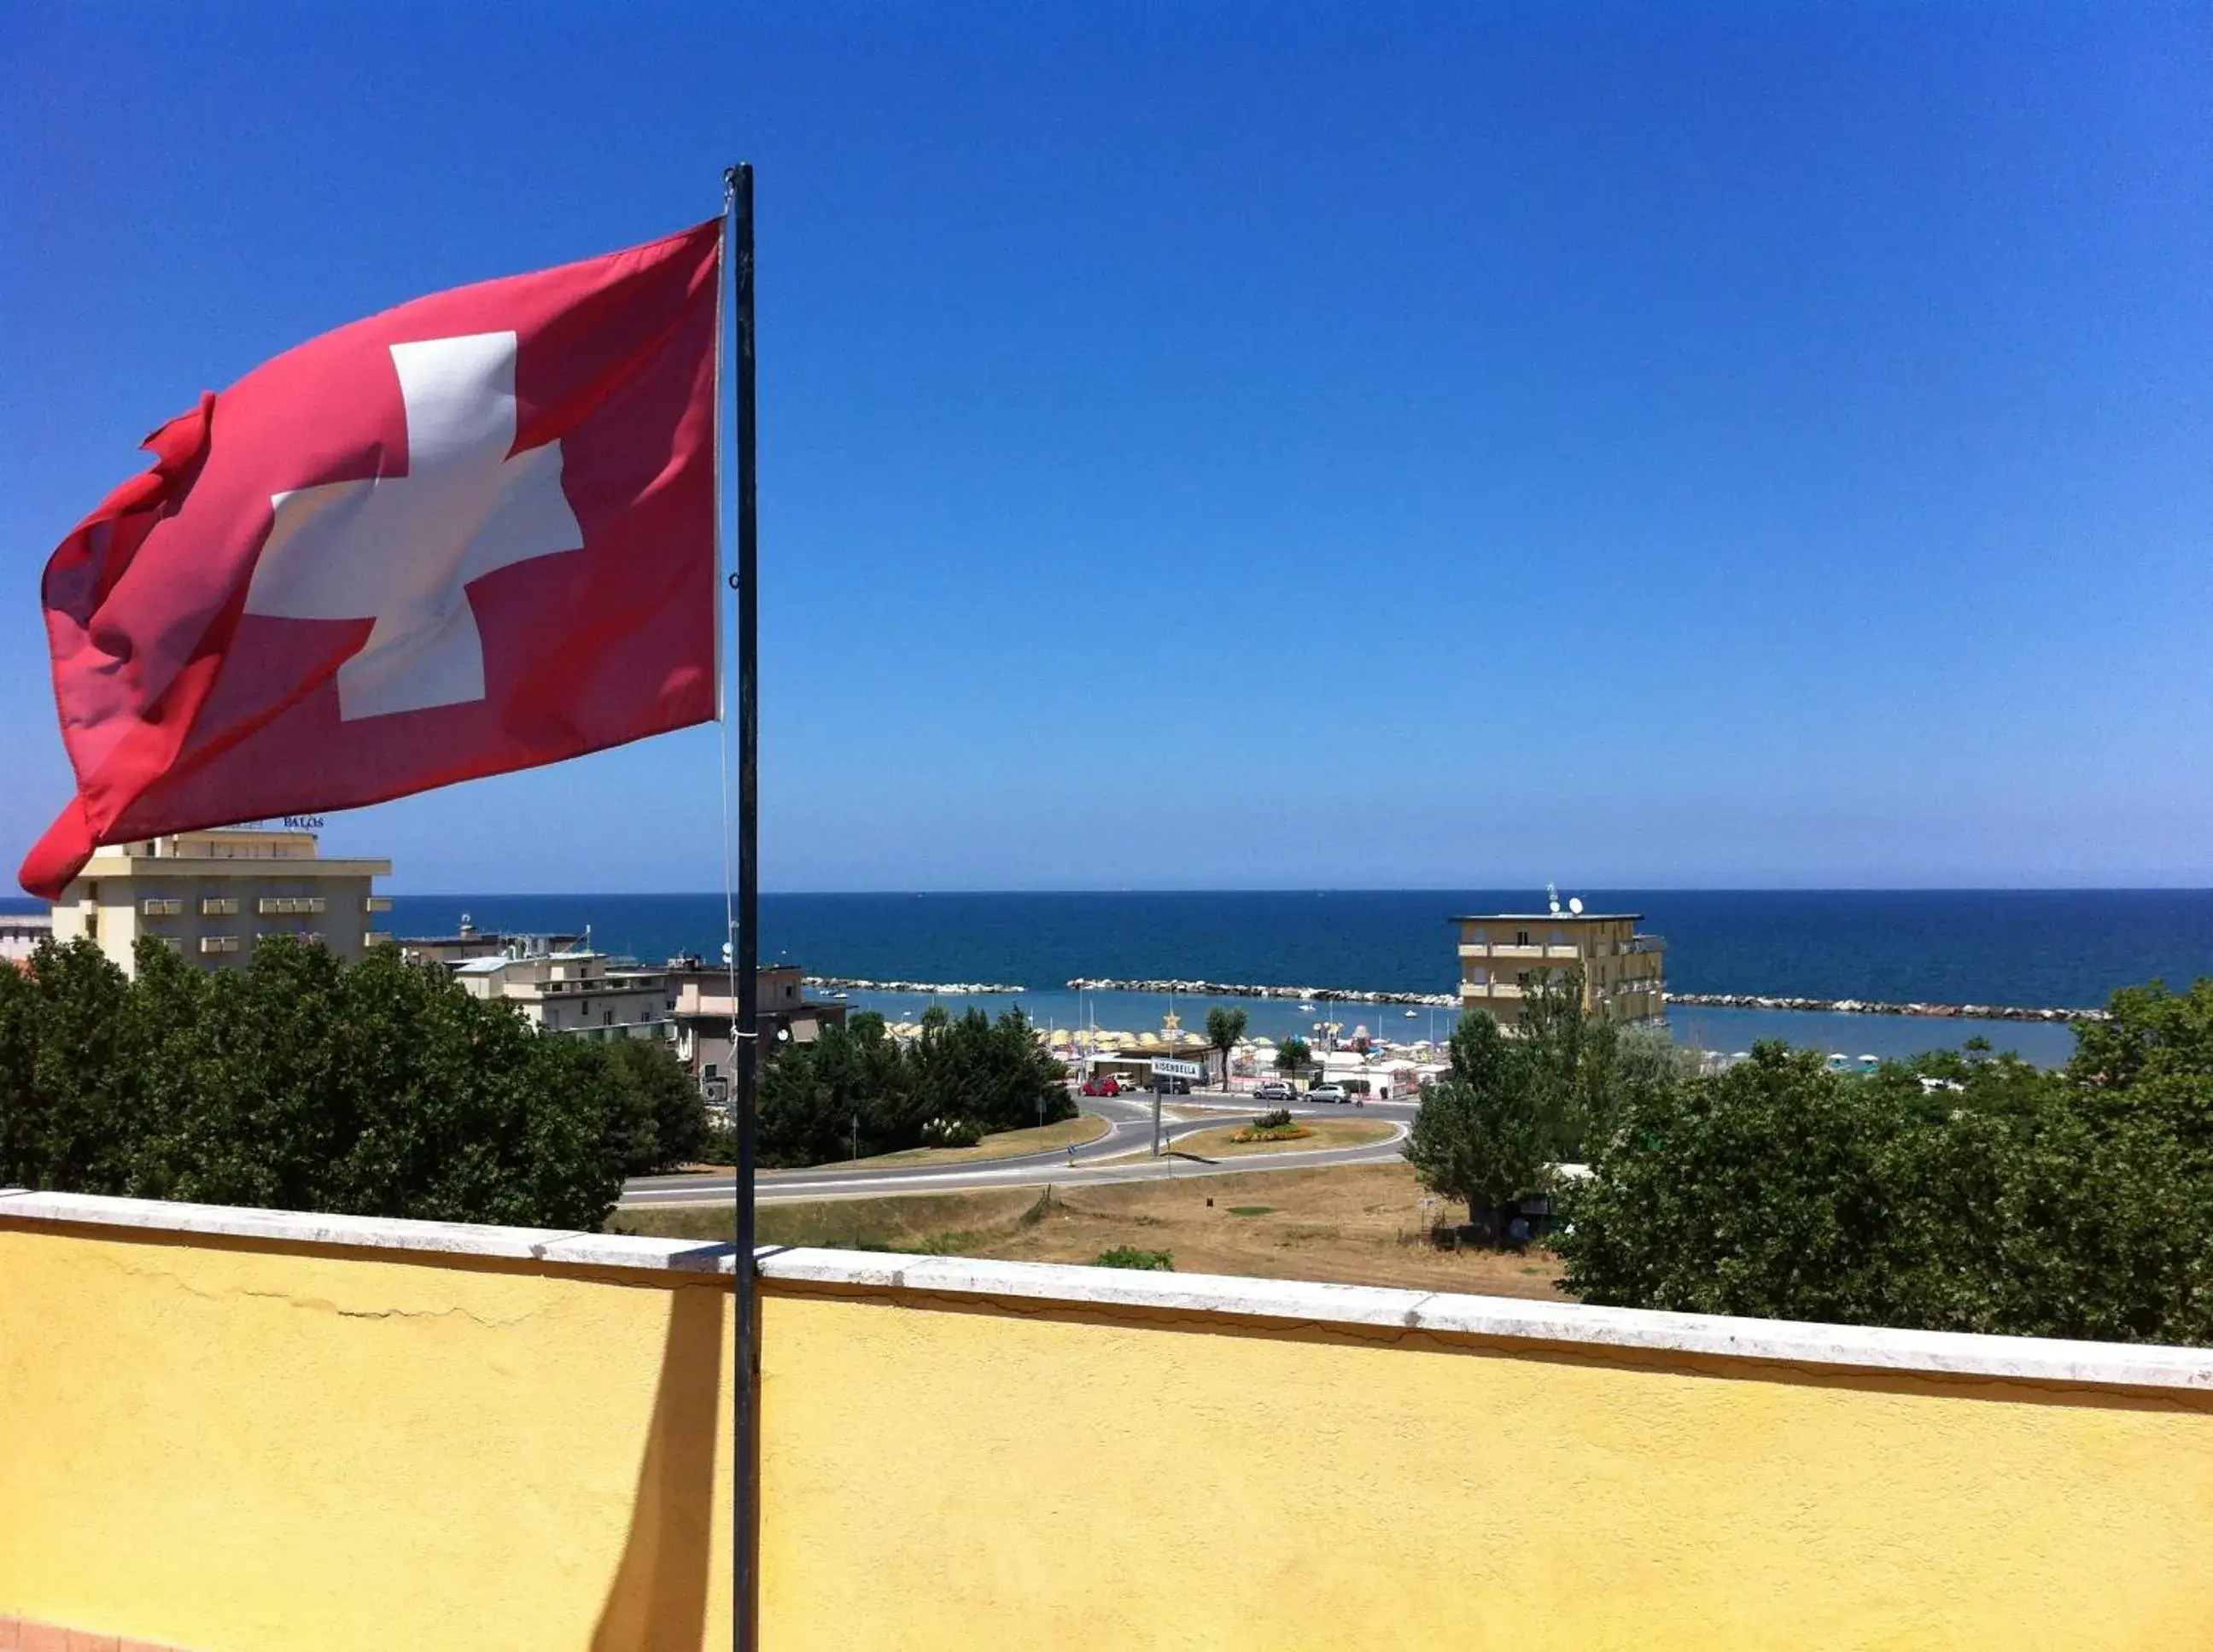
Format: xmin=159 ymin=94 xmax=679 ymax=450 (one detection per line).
xmin=1079 ymin=1076 xmax=1122 ymax=1097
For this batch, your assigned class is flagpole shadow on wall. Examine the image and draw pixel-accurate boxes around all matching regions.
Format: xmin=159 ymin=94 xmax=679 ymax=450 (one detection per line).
xmin=591 ymin=1283 xmax=727 ymax=1651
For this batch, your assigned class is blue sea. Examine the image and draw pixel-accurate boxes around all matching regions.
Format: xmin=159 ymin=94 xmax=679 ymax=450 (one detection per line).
xmin=10 ymin=886 xmax=2207 ymax=1065
xmin=377 ymin=889 xmax=2210 ymax=1067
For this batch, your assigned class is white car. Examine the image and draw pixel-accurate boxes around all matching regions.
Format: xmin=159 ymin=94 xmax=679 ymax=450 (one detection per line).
xmin=1306 ymin=1083 xmax=1349 ymax=1104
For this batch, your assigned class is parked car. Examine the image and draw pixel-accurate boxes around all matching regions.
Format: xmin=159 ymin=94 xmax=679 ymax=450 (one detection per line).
xmin=1153 ymin=1075 xmax=1193 ymax=1095
xmin=1253 ymin=1080 xmax=1295 ymax=1103
xmin=1079 ymin=1076 xmax=1122 ymax=1097
xmin=1306 ymin=1083 xmax=1350 ymax=1104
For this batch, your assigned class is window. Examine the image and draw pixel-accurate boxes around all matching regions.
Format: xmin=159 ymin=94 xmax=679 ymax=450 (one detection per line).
xmin=604 ymin=1011 xmax=614 ymax=1025
xmin=1469 ymin=966 xmax=1488 ymax=985
xmin=1515 ymin=930 xmax=1530 ymax=947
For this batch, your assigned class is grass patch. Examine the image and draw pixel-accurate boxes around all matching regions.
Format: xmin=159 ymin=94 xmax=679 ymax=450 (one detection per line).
xmin=608 ymin=1185 xmax=1042 ymax=1251
xmin=817 ymin=1112 xmax=1109 ymax=1170
xmin=1227 ymin=1205 xmax=1276 ymax=1217
xmin=1172 ymin=1118 xmax=1398 ymax=1158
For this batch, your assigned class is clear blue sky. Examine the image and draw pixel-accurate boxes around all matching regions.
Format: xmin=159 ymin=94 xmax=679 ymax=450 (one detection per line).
xmin=3 ymin=3 xmax=2207 ymax=892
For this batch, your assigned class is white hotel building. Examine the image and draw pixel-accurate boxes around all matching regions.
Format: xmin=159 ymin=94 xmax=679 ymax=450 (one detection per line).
xmin=46 ymin=826 xmax=392 ymax=977
xmin=453 ymin=949 xmax=677 ymax=1043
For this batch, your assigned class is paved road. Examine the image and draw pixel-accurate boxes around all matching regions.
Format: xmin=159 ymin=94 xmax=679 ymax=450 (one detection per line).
xmin=621 ymin=1092 xmax=1416 ymax=1207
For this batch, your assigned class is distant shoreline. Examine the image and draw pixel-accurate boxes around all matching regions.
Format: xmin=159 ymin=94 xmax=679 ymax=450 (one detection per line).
xmin=806 ymin=974 xmax=2107 ymax=1024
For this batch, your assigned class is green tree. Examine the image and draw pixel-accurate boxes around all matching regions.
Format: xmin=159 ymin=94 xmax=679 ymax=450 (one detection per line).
xmin=2 ymin=936 xmax=638 ymax=1231
xmin=1205 ymin=1007 xmax=1248 ymax=1089
xmin=1403 ymin=1011 xmax=1556 ymax=1240
xmin=603 ymin=1036 xmax=711 ymax=1175
xmin=0 ymin=937 xmax=150 ymax=1194
xmin=1554 ymin=979 xmax=2213 ymax=1345
xmin=755 ymin=1006 xmax=1067 ymax=1168
xmin=1274 ymin=1036 xmax=1311 ymax=1079
xmin=1511 ymin=968 xmax=1619 ymax=1159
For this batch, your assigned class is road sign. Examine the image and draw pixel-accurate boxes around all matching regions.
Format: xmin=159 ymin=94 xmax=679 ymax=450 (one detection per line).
xmin=1151 ymin=1058 xmax=1202 ymax=1079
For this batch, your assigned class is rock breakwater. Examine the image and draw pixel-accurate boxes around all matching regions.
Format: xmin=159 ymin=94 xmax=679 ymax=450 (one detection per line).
xmin=1667 ymin=992 xmax=2104 ymax=1023
xmin=803 ymin=973 xmax=2106 ymax=1024
xmin=804 ymin=975 xmax=1025 ymax=995
xmin=1066 ymin=977 xmax=1457 ymax=1008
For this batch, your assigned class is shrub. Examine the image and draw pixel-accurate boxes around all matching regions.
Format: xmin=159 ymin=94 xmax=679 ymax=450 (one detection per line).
xmin=920 ymin=1115 xmax=985 ymax=1148
xmin=1093 ymin=1246 xmax=1175 ymax=1270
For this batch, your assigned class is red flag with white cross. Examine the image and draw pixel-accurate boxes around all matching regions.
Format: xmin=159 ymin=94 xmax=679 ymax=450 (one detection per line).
xmin=20 ymin=221 xmax=721 ymax=900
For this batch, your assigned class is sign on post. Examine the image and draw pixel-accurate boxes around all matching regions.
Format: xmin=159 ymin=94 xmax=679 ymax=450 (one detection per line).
xmin=1151 ymin=1059 xmax=1202 ymax=1079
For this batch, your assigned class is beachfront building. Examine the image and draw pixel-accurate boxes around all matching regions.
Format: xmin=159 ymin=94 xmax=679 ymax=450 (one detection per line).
xmin=2 ymin=911 xmax=53 ymax=964
xmin=400 ymin=918 xmax=582 ymax=968
xmin=669 ymin=963 xmax=847 ymax=1101
xmin=1453 ymin=907 xmax=1667 ymax=1028
xmin=454 ymin=948 xmax=676 ymax=1042
xmin=45 ymin=826 xmax=392 ymax=978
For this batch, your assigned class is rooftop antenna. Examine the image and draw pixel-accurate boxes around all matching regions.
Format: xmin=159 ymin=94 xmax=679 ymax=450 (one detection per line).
xmin=1546 ymin=882 xmax=1561 ymax=915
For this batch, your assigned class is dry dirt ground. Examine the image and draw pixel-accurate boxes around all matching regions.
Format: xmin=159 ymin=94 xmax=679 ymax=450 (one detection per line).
xmin=616 ymin=1160 xmax=1568 ymax=1300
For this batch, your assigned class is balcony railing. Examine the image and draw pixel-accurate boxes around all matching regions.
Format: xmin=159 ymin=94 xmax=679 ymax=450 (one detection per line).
xmin=141 ymin=898 xmax=183 ymax=917
xmin=198 ymin=936 xmax=240 ymax=954
xmin=364 ymin=896 xmax=393 ymax=914
xmin=201 ymin=897 xmax=240 ymax=916
xmin=1461 ymin=943 xmax=1583 ymax=962
xmin=256 ymin=896 xmax=326 ymax=916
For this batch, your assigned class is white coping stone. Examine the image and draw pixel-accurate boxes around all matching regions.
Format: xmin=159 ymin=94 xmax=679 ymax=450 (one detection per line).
xmin=755 ymin=1247 xmax=2213 ymax=1394
xmin=3 ymin=1190 xmax=2206 ymax=1390
xmin=0 ymin=1188 xmax=735 ymax=1274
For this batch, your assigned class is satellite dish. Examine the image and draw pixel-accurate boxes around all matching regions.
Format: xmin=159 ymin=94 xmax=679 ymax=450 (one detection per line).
xmin=1545 ymin=881 xmax=1560 ymax=914
xmin=721 ymin=940 xmax=734 ymax=965
xmin=1568 ymin=896 xmax=1584 ymax=914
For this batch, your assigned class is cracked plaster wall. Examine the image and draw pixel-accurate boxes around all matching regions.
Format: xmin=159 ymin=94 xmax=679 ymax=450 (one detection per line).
xmin=0 ymin=1227 xmax=733 ymax=1651
xmin=3 ymin=1222 xmax=2210 ymax=1649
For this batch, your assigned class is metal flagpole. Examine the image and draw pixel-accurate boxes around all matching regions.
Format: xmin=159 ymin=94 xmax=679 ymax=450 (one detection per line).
xmin=724 ymin=160 xmax=762 ymax=1652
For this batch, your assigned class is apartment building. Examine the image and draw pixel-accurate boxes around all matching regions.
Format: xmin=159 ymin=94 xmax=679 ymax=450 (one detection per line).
xmin=2 ymin=911 xmax=53 ymax=965
xmin=453 ymin=948 xmax=676 ymax=1042
xmin=45 ymin=827 xmax=392 ymax=977
xmin=400 ymin=919 xmax=582 ymax=968
xmin=1453 ymin=907 xmax=1667 ymax=1028
xmin=668 ymin=963 xmax=848 ymax=1101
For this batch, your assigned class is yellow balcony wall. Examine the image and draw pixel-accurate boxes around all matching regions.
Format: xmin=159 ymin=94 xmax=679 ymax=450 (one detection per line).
xmin=0 ymin=1194 xmax=2208 ymax=1651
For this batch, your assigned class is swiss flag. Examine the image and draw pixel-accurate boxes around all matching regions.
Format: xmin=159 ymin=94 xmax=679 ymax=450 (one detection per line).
xmin=21 ymin=221 xmax=722 ymax=899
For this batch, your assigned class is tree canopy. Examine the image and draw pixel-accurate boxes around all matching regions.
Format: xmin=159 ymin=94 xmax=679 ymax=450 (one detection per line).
xmin=1205 ymin=1007 xmax=1248 ymax=1088
xmin=0 ymin=935 xmax=708 ymax=1229
xmin=1555 ymin=978 xmax=2213 ymax=1346
xmin=755 ymin=1005 xmax=1070 ymax=1167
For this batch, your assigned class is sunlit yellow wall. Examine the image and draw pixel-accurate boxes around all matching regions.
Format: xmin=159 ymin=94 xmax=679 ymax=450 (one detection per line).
xmin=4 ymin=1220 xmax=2210 ymax=1652
xmin=0 ymin=1225 xmax=733 ymax=1652
xmin=760 ymin=1290 xmax=2213 ymax=1652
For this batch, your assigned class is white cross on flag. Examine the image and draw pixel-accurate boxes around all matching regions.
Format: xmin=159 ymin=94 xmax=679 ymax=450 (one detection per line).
xmin=23 ymin=222 xmax=721 ymax=899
